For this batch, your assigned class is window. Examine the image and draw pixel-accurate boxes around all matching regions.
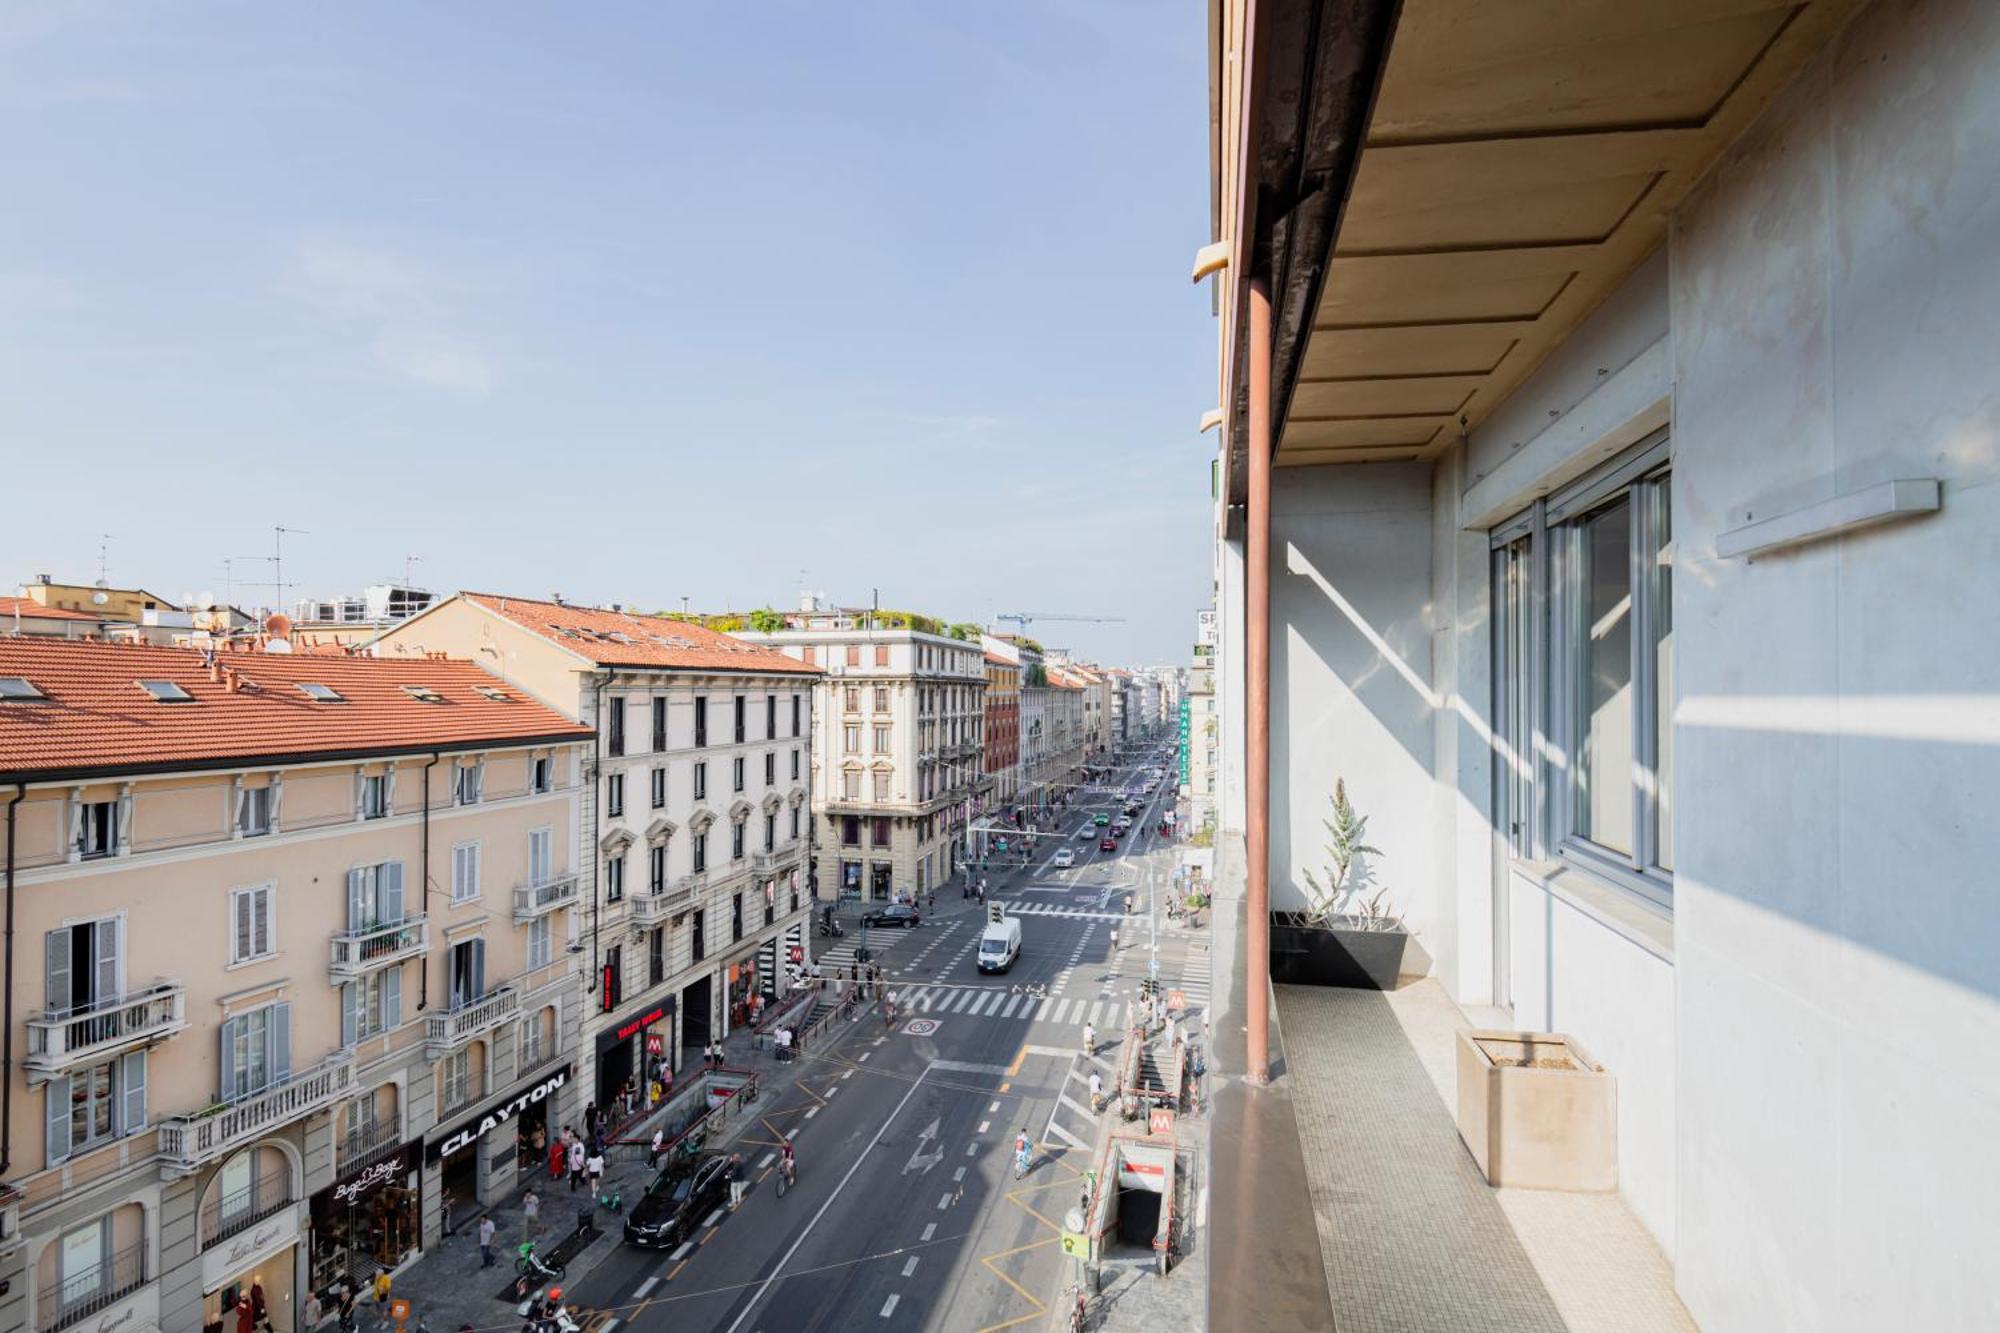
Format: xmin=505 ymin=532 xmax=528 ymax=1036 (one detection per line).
xmin=606 ymin=772 xmax=625 ymax=817
xmin=653 ymin=697 xmax=668 ymax=751
xmin=648 ymin=927 xmax=666 ymax=987
xmin=361 ymin=773 xmax=390 ymax=819
xmin=791 ymin=694 xmax=801 ymax=736
xmin=452 ymin=842 xmax=481 ymax=903
xmin=763 ymin=813 xmax=776 ymax=851
xmin=520 ymin=1012 xmax=547 ymax=1067
xmin=693 ymin=832 xmax=708 ymax=874
xmin=475 ymin=684 xmax=512 ymax=702
xmin=693 ymin=761 xmax=707 ymax=800
xmin=45 ymin=917 xmax=120 ymax=1022
xmin=765 ymin=883 xmax=776 ymax=926
xmin=454 ymin=761 xmax=483 ymax=806
xmin=764 ymin=752 xmax=775 ymax=785
xmin=238 ymin=784 xmax=274 ymax=837
xmin=873 ymin=771 xmax=891 ymax=802
xmin=137 ymin=679 xmax=195 ymax=703
xmin=844 ymin=725 xmax=861 ymax=755
xmin=873 ymin=726 xmax=891 ymax=754
xmin=607 ymin=697 xmax=626 ymax=756
xmin=529 ymin=828 xmax=553 ymax=885
xmin=230 ymin=886 xmax=275 ymax=965
xmin=44 ymin=1052 xmax=146 ymax=1162
xmin=0 ymin=676 xmax=47 ymax=701
xmin=791 ymin=748 xmax=800 ymax=781
xmin=844 ymin=645 xmax=860 ymax=667
xmin=874 ymin=645 xmax=889 ymax=667
xmin=731 ymin=821 xmax=745 ymax=861
xmin=342 ymin=968 xmax=402 ymax=1044
xmin=531 ymin=756 xmax=553 ymax=793
xmin=605 ymin=854 xmax=625 ymax=903
xmin=731 ymin=892 xmax=744 ymax=942
xmin=402 ymin=685 xmax=445 ymax=704
xmin=650 ymin=844 xmax=666 ymax=893
xmin=694 ymin=697 xmax=708 ymax=747
xmin=842 ymin=816 xmax=860 ymax=846
xmin=447 ymin=938 xmax=486 ymax=1009
xmin=440 ymin=1048 xmax=473 ymax=1111
xmin=842 ymin=771 xmax=860 ymax=801
xmin=733 ymin=695 xmax=746 ymax=743
xmin=220 ymin=1002 xmax=291 ymax=1102
xmin=691 ymin=909 xmax=707 ymax=961
xmin=651 ymin=766 xmax=667 ymax=809
xmin=790 ymin=807 xmax=800 ymax=840
xmin=845 ymin=686 xmax=861 ymax=714
xmin=732 ymin=757 xmax=745 ymax=793
xmin=76 ymin=800 xmax=119 ymax=859
xmin=766 ymin=694 xmax=777 ymax=740
xmin=346 ymin=861 xmax=405 ymax=931
xmin=874 ymin=687 xmax=889 ymax=713
xmin=298 ymin=682 xmax=344 ymax=702
xmin=872 ymin=816 xmax=891 ymax=847
xmin=527 ymin=915 xmax=552 ymax=971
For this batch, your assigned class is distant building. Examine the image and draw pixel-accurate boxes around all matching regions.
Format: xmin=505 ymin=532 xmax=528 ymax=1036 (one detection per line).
xmin=14 ymin=574 xmax=177 ymax=624
xmin=292 ymin=584 xmax=440 ymax=647
xmin=0 ymin=595 xmax=105 ymax=639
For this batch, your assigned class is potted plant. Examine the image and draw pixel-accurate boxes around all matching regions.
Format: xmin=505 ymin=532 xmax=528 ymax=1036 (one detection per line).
xmin=1272 ymin=778 xmax=1413 ymax=989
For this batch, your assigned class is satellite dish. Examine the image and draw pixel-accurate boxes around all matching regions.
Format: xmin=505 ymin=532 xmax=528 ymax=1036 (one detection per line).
xmin=264 ymin=638 xmax=294 ymax=654
xmin=92 ymin=591 xmax=109 ymax=606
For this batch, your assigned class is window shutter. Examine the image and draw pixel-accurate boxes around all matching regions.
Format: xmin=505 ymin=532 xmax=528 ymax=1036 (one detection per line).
xmin=234 ymin=893 xmax=251 ymax=964
xmin=384 ymin=765 xmax=398 ymax=813
xmin=219 ymin=1016 xmax=240 ymax=1102
xmin=255 ymin=888 xmax=271 ymax=956
xmin=355 ymin=771 xmax=366 ymax=820
xmin=121 ymin=1050 xmax=147 ymax=1131
xmin=341 ymin=983 xmax=358 ymax=1047
xmin=46 ymin=929 xmax=71 ymax=1014
xmin=68 ymin=792 xmax=83 ymax=859
xmin=383 ymin=861 xmax=405 ymax=923
xmin=347 ymin=868 xmax=368 ymax=931
xmin=235 ymin=781 xmax=249 ymax=834
xmin=269 ymin=775 xmax=284 ymax=832
xmin=469 ymin=844 xmax=480 ymax=898
xmin=385 ymin=965 xmax=402 ymax=1029
xmin=471 ymin=938 xmax=486 ymax=998
xmin=46 ymin=1075 xmax=71 ymax=1163
xmin=95 ymin=918 xmax=120 ymax=1005
xmin=116 ymin=788 xmax=133 ymax=853
xmin=270 ymin=1002 xmax=292 ymax=1082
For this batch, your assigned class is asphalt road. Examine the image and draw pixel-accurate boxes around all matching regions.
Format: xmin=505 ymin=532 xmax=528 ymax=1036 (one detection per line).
xmin=561 ymin=740 xmax=1190 ymax=1333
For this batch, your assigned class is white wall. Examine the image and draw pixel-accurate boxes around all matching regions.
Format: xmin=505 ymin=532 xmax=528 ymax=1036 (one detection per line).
xmin=1667 ymin=2 xmax=2000 ymax=1327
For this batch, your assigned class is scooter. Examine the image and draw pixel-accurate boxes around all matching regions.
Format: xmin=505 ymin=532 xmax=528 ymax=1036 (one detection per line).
xmin=816 ymin=919 xmax=845 ymax=938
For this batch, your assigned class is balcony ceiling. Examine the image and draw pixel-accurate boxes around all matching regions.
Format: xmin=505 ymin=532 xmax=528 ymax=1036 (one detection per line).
xmin=1274 ymin=0 xmax=1867 ymax=469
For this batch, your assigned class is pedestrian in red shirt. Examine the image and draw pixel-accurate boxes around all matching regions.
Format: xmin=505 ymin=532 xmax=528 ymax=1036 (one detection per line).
xmin=548 ymin=1135 xmax=565 ymax=1182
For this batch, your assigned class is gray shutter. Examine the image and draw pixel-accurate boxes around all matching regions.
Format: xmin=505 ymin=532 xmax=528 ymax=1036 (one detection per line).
xmin=46 ymin=929 xmax=71 ymax=1015
xmin=94 ymin=919 xmax=119 ymax=1006
xmin=219 ymin=1015 xmax=240 ymax=1101
xmin=121 ymin=1050 xmax=146 ymax=1131
xmin=233 ymin=893 xmax=250 ymax=964
xmin=471 ymin=938 xmax=486 ymax=999
xmin=383 ymin=861 xmax=405 ymax=924
xmin=116 ymin=788 xmax=133 ymax=853
xmin=254 ymin=889 xmax=271 ymax=956
xmin=341 ymin=983 xmax=358 ymax=1047
xmin=384 ymin=765 xmax=398 ymax=813
xmin=384 ymin=966 xmax=402 ymax=1028
xmin=46 ymin=1075 xmax=71 ymax=1162
xmin=269 ymin=1002 xmax=292 ymax=1083
xmin=269 ymin=775 xmax=284 ymax=832
xmin=347 ymin=868 xmax=367 ymax=932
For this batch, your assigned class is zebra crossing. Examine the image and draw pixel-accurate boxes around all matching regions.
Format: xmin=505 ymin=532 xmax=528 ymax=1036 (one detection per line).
xmin=997 ymin=902 xmax=1128 ymax=922
xmin=892 ymin=984 xmax=1131 ymax=1030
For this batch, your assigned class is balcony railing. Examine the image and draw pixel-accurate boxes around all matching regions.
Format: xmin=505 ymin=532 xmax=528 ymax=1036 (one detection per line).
xmin=629 ymin=886 xmax=690 ymax=925
xmin=425 ymin=985 xmax=520 ymax=1058
xmin=24 ymin=982 xmax=187 ymax=1082
xmin=512 ymin=875 xmax=579 ymax=922
xmin=200 ymin=1162 xmax=294 ymax=1247
xmin=336 ymin=1116 xmax=403 ymax=1173
xmin=329 ymin=916 xmax=429 ymax=979
xmin=157 ymin=1055 xmax=355 ymax=1176
xmin=41 ymin=1241 xmax=146 ymax=1333
xmin=751 ymin=846 xmax=800 ymax=877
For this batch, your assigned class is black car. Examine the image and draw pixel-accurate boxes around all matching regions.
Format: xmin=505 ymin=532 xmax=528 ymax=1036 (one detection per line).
xmin=623 ymin=1153 xmax=730 ymax=1249
xmin=861 ymin=904 xmax=922 ymax=929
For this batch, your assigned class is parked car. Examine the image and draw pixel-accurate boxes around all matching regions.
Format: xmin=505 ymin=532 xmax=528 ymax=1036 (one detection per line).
xmin=1099 ymin=836 xmax=1118 ymax=852
xmin=623 ymin=1153 xmax=729 ymax=1249
xmin=1052 ymin=849 xmax=1076 ymax=869
xmin=862 ymin=903 xmax=922 ymax=929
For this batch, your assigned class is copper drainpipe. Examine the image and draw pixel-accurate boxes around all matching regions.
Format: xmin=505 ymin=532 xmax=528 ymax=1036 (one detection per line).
xmin=1245 ymin=275 xmax=1273 ymax=1085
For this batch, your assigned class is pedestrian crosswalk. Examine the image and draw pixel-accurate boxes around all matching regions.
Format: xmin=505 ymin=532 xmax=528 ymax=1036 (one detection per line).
xmin=998 ymin=903 xmax=1128 ymax=922
xmin=890 ymin=984 xmax=1131 ymax=1031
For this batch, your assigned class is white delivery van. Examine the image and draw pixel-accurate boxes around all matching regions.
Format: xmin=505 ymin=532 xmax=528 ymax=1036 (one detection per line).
xmin=978 ymin=904 xmax=1023 ymax=973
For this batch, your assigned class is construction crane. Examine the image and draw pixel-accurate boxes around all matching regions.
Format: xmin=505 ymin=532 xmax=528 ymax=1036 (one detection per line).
xmin=994 ymin=612 xmax=1125 ymax=629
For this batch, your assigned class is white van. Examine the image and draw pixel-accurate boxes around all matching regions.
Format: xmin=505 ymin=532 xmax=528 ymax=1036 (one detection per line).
xmin=978 ymin=906 xmax=1023 ymax=973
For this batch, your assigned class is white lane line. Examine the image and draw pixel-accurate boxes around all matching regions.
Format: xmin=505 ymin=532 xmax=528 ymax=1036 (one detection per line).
xmin=953 ymin=1166 xmax=966 ymax=1182
xmin=633 ymin=1277 xmax=660 ymax=1299
xmin=702 ymin=1207 xmax=724 ymax=1228
xmin=988 ymin=1100 xmax=999 ymax=1112
xmin=922 ymin=1222 xmax=937 ymax=1241
xmin=841 ymin=1069 xmax=854 ymax=1080
xmin=828 ymin=1086 xmax=840 ymax=1097
xmin=860 ymin=1052 xmax=872 ymax=1062
xmin=881 ymin=1294 xmax=901 ymax=1318
xmin=602 ymin=1321 xmax=622 ymax=1333
xmin=671 ymin=1239 xmax=696 ymax=1260
xmin=965 ymin=1142 xmax=978 ymax=1156
xmin=977 ymin=1119 xmax=990 ymax=1134
xmin=937 ymin=1192 xmax=952 ymax=1210
xmin=1034 ymin=997 xmax=1053 ymax=1021
xmin=757 ymin=1153 xmax=775 ymax=1170
xmin=805 ymin=1105 xmax=820 ymax=1119
xmin=902 ymin=1256 xmax=920 ymax=1277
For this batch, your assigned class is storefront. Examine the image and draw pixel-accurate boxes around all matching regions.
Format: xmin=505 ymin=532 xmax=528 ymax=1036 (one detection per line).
xmin=427 ymin=1065 xmax=573 ymax=1220
xmin=725 ymin=956 xmax=759 ymax=1030
xmin=200 ymin=1203 xmax=302 ymax=1333
xmin=309 ymin=1142 xmax=421 ymax=1294
xmin=594 ymin=1001 xmax=672 ymax=1112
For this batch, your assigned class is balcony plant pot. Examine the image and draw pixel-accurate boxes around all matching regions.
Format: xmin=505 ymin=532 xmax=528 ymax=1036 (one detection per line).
xmin=1269 ymin=911 xmax=1412 ymax=990
xmin=1454 ymin=1029 xmax=1616 ymax=1191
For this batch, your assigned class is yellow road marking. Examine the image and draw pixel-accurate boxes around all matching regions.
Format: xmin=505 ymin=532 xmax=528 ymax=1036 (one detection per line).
xmin=997 ymin=1080 xmax=1010 ymax=1093
xmin=976 ymin=1235 xmax=1058 ymax=1311
xmin=701 ymin=1226 xmax=718 ymax=1245
xmin=1005 ymin=1043 xmax=1029 ymax=1076
xmin=973 ymin=1313 xmax=1047 ymax=1333
xmin=758 ymin=1166 xmax=773 ymax=1182
xmin=667 ymin=1259 xmax=688 ymax=1281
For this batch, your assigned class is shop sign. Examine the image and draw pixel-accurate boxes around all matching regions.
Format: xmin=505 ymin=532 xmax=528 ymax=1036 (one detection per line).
xmin=201 ymin=1200 xmax=303 ymax=1291
xmin=611 ymin=1003 xmax=669 ymax=1044
xmin=428 ymin=1065 xmax=573 ymax=1162
xmin=328 ymin=1143 xmax=415 ymax=1208
xmin=75 ymin=1283 xmax=159 ymax=1333
xmin=646 ymin=1032 xmax=665 ymax=1056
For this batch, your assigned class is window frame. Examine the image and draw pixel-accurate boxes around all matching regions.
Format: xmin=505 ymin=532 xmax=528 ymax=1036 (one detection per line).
xmin=229 ymin=884 xmax=277 ymax=966
xmin=451 ymin=841 xmax=482 ymax=904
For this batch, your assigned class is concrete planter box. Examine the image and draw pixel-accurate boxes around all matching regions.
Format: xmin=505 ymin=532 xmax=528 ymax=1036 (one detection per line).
xmin=1455 ymin=1030 xmax=1616 ymax=1191
xmin=1270 ymin=913 xmax=1413 ymax=990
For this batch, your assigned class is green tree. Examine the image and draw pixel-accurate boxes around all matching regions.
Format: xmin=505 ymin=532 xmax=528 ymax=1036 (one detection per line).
xmin=749 ymin=607 xmax=786 ymax=633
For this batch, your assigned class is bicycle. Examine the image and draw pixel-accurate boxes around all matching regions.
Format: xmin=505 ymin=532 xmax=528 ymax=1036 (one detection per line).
xmin=514 ymin=1239 xmax=565 ymax=1283
xmin=1064 ymin=1282 xmax=1088 ymax=1333
xmin=775 ymin=1155 xmax=796 ymax=1198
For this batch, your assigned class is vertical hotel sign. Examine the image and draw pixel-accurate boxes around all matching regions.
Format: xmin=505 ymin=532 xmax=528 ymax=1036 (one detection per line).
xmin=1177 ymin=699 xmax=1191 ymax=786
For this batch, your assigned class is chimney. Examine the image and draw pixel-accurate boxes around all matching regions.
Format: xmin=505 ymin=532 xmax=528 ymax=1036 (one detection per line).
xmin=609 ymin=603 xmax=621 ymax=614
xmin=222 ymin=666 xmax=239 ymax=693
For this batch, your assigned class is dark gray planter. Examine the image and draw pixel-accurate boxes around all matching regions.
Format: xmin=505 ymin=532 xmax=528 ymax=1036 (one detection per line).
xmin=1271 ymin=913 xmax=1412 ymax=990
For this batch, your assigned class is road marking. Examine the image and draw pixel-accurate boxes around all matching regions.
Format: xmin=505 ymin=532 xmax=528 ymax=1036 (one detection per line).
xmin=860 ymin=1052 xmax=872 ymax=1062
xmin=1034 ymin=997 xmax=1053 ymax=1021
xmin=758 ymin=1153 xmax=774 ymax=1169
xmin=842 ymin=1068 xmax=853 ymax=1080
xmin=601 ymin=1320 xmax=621 ymax=1333
xmin=922 ymin=1222 xmax=937 ymax=1241
xmin=930 ymin=1059 xmax=1010 ymax=1075
xmin=702 ymin=1208 xmax=723 ymax=1228
xmin=989 ymin=1100 xmax=1000 ymax=1112
xmin=977 ymin=1119 xmax=990 ymax=1133
xmin=881 ymin=1294 xmax=901 ymax=1317
xmin=805 ymin=1105 xmax=820 ymax=1118
xmin=937 ymin=1192 xmax=953 ymax=1210
xmin=828 ymin=1085 xmax=840 ymax=1097
xmin=671 ymin=1240 xmax=695 ymax=1260
xmin=953 ymin=1166 xmax=967 ymax=1181
xmin=902 ymin=1255 xmax=921 ymax=1277
xmin=966 ymin=1142 xmax=978 ymax=1156
xmin=633 ymin=1277 xmax=659 ymax=1299
xmin=701 ymin=1226 xmax=718 ymax=1245
xmin=950 ymin=991 xmax=976 ymax=1013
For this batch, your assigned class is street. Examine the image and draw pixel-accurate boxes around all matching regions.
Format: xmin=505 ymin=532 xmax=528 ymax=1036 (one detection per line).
xmin=560 ymin=746 xmax=1195 ymax=1332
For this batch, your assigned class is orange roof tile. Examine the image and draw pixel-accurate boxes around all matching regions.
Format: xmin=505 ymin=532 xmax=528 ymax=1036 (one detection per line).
xmin=0 ymin=638 xmax=590 ymax=781
xmin=461 ymin=593 xmax=819 ymax=676
xmin=0 ymin=597 xmax=101 ymax=623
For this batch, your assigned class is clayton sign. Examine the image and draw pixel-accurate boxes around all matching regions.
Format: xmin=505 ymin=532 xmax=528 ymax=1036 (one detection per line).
xmin=428 ymin=1065 xmax=571 ymax=1161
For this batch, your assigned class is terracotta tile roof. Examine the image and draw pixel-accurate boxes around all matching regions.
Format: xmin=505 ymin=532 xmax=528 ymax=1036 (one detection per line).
xmin=460 ymin=593 xmax=818 ymax=676
xmin=0 ymin=597 xmax=101 ymax=623
xmin=984 ymin=652 xmax=1013 ymax=666
xmin=0 ymin=638 xmax=591 ymax=780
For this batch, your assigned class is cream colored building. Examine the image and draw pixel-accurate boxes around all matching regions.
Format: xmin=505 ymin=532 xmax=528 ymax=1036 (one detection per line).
xmin=731 ymin=604 xmax=986 ymax=901
xmin=0 ymin=638 xmax=589 ymax=1333
xmin=374 ymin=593 xmax=818 ymax=1109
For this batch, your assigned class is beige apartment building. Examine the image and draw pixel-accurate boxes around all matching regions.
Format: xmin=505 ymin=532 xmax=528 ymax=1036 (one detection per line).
xmin=374 ymin=594 xmax=817 ymax=1109
xmin=731 ymin=604 xmax=986 ymax=902
xmin=0 ymin=638 xmax=590 ymax=1333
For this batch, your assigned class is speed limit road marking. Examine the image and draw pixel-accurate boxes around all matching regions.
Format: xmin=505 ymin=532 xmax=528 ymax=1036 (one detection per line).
xmin=904 ymin=1018 xmax=941 ymax=1036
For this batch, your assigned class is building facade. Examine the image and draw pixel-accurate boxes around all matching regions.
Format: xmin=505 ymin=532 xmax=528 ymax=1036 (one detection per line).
xmin=982 ymin=653 xmax=1021 ymax=809
xmin=373 ymin=593 xmax=817 ymax=1114
xmin=0 ymin=639 xmax=589 ymax=1333
xmin=734 ymin=606 xmax=986 ymax=903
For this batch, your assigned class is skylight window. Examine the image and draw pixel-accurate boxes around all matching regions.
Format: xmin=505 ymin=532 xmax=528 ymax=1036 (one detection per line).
xmin=0 ymin=676 xmax=46 ymax=701
xmin=401 ymin=685 xmax=446 ymax=704
xmin=137 ymin=679 xmax=196 ymax=703
xmin=297 ymin=682 xmax=346 ymax=703
xmin=475 ymin=685 xmax=513 ymax=702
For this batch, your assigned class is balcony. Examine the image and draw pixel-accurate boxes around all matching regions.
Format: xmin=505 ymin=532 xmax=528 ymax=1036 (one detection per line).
xmin=40 ymin=1240 xmax=146 ymax=1333
xmin=751 ymin=846 xmax=800 ymax=877
xmin=512 ymin=874 xmax=579 ymax=922
xmin=629 ymin=884 xmax=692 ymax=925
xmin=157 ymin=1054 xmax=355 ymax=1177
xmin=24 ymin=982 xmax=188 ymax=1083
xmin=336 ymin=1116 xmax=404 ymax=1173
xmin=425 ymin=985 xmax=520 ymax=1058
xmin=329 ymin=916 xmax=429 ymax=980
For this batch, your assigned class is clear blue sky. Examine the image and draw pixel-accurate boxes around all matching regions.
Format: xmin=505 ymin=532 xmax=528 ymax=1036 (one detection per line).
xmin=0 ymin=3 xmax=1214 ymax=666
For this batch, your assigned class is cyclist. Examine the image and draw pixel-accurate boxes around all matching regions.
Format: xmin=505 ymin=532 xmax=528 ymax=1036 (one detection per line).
xmin=780 ymin=1137 xmax=797 ymax=1185
xmin=1014 ymin=1132 xmax=1033 ymax=1179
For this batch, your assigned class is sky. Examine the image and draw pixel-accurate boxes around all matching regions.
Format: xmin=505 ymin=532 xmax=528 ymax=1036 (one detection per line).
xmin=0 ymin=3 xmax=1215 ymax=667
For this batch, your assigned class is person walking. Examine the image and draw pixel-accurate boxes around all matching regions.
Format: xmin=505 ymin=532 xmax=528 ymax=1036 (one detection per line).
xmin=477 ymin=1212 xmax=496 ymax=1267
xmin=548 ymin=1132 xmax=565 ymax=1182
xmin=567 ymin=1135 xmax=585 ymax=1192
xmin=586 ymin=1147 xmax=606 ymax=1197
xmin=726 ymin=1153 xmax=745 ymax=1210
xmin=1088 ymin=1070 xmax=1105 ymax=1114
xmin=523 ymin=1187 xmax=541 ymax=1240
xmin=1083 ymin=1020 xmax=1096 ymax=1056
xmin=649 ymin=1127 xmax=665 ymax=1169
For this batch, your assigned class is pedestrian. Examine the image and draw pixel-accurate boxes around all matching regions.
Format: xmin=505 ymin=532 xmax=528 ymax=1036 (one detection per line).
xmin=523 ymin=1187 xmax=541 ymax=1240
xmin=478 ymin=1212 xmax=496 ymax=1267
xmin=567 ymin=1136 xmax=585 ymax=1191
xmin=371 ymin=1267 xmax=393 ymax=1305
xmin=586 ymin=1148 xmax=605 ymax=1195
xmin=1083 ymin=1021 xmax=1096 ymax=1055
xmin=548 ymin=1132 xmax=565 ymax=1181
xmin=777 ymin=1026 xmax=793 ymax=1061
xmin=1088 ymin=1070 xmax=1104 ymax=1114
xmin=649 ymin=1127 xmax=665 ymax=1168
xmin=302 ymin=1291 xmax=323 ymax=1328
xmin=726 ymin=1153 xmax=745 ymax=1209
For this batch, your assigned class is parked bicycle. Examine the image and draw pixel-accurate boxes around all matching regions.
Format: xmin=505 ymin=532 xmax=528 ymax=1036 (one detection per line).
xmin=514 ymin=1239 xmax=566 ymax=1283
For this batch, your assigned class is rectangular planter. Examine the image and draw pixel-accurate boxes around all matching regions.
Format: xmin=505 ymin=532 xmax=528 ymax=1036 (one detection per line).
xmin=1455 ymin=1029 xmax=1616 ymax=1191
xmin=1270 ymin=914 xmax=1412 ymax=990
